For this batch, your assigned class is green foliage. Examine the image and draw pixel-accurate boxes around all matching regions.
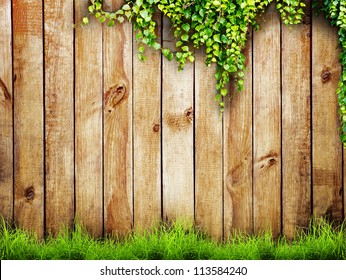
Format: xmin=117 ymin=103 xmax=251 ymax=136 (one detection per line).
xmin=82 ymin=1 xmax=346 ymax=145
xmin=82 ymin=0 xmax=305 ymax=112
xmin=1 ymin=218 xmax=346 ymax=259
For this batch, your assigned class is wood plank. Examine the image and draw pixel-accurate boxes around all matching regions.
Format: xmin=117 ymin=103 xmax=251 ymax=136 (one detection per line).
xmin=133 ymin=12 xmax=161 ymax=231
xmin=224 ymin=33 xmax=253 ymax=236
xmin=13 ymin=0 xmax=44 ymax=237
xmin=103 ymin=0 xmax=133 ymax=236
xmin=75 ymin=0 xmax=103 ymax=237
xmin=282 ymin=2 xmax=311 ymax=238
xmin=0 ymin=0 xmax=13 ymax=221
xmin=44 ymin=0 xmax=74 ymax=234
xmin=253 ymin=4 xmax=281 ymax=237
xmin=162 ymin=16 xmax=194 ymax=224
xmin=195 ymin=50 xmax=223 ymax=239
xmin=312 ymin=13 xmax=343 ymax=222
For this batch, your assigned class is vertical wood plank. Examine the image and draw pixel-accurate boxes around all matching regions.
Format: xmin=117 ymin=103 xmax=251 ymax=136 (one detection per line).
xmin=282 ymin=2 xmax=311 ymax=238
xmin=103 ymin=0 xmax=133 ymax=236
xmin=162 ymin=16 xmax=194 ymax=224
xmin=13 ymin=0 xmax=44 ymax=237
xmin=253 ymin=4 xmax=281 ymax=236
xmin=312 ymin=13 xmax=343 ymax=222
xmin=224 ymin=35 xmax=253 ymax=236
xmin=44 ymin=0 xmax=74 ymax=234
xmin=195 ymin=51 xmax=223 ymax=239
xmin=133 ymin=12 xmax=161 ymax=230
xmin=75 ymin=0 xmax=103 ymax=237
xmin=0 ymin=0 xmax=13 ymax=220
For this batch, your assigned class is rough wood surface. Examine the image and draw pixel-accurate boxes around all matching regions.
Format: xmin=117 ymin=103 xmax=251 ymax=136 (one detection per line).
xmin=133 ymin=12 xmax=162 ymax=231
xmin=103 ymin=0 xmax=133 ymax=236
xmin=224 ymin=34 xmax=253 ymax=236
xmin=44 ymin=0 xmax=74 ymax=234
xmin=0 ymin=0 xmax=13 ymax=220
xmin=282 ymin=2 xmax=312 ymax=238
xmin=162 ymin=16 xmax=194 ymax=224
xmin=195 ymin=50 xmax=223 ymax=239
xmin=312 ymin=13 xmax=343 ymax=222
xmin=75 ymin=0 xmax=103 ymax=237
xmin=253 ymin=4 xmax=281 ymax=237
xmin=13 ymin=0 xmax=44 ymax=237
xmin=3 ymin=2 xmax=346 ymax=239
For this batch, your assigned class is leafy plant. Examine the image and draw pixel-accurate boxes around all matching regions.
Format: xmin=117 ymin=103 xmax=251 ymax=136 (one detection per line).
xmin=82 ymin=0 xmax=346 ymax=145
xmin=82 ymin=0 xmax=305 ymax=110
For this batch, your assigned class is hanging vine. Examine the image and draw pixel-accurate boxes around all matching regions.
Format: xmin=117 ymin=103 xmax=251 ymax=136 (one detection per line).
xmin=82 ymin=0 xmax=346 ymax=146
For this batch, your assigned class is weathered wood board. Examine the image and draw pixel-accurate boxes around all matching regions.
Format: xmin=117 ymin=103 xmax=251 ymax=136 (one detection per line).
xmin=75 ymin=0 xmax=103 ymax=237
xmin=224 ymin=32 xmax=253 ymax=236
xmin=0 ymin=0 xmax=13 ymax=221
xmin=162 ymin=16 xmax=194 ymax=224
xmin=282 ymin=1 xmax=312 ymax=238
xmin=133 ymin=11 xmax=162 ymax=230
xmin=13 ymin=0 xmax=44 ymax=237
xmin=312 ymin=12 xmax=343 ymax=222
xmin=44 ymin=0 xmax=74 ymax=234
xmin=253 ymin=3 xmax=281 ymax=237
xmin=195 ymin=50 xmax=223 ymax=239
xmin=103 ymin=0 xmax=133 ymax=236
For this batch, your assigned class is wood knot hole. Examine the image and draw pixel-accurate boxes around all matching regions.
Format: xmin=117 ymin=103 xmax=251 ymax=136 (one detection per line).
xmin=24 ymin=186 xmax=35 ymax=202
xmin=184 ymin=107 xmax=194 ymax=123
xmin=321 ymin=69 xmax=331 ymax=83
xmin=153 ymin=124 xmax=160 ymax=132
xmin=105 ymin=84 xmax=127 ymax=112
xmin=268 ymin=158 xmax=276 ymax=167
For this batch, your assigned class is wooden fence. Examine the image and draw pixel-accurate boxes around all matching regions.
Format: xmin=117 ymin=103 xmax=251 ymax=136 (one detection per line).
xmin=0 ymin=0 xmax=345 ymax=239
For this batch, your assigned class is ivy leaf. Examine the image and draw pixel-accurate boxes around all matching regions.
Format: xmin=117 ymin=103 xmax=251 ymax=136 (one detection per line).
xmin=82 ymin=17 xmax=89 ymax=25
xmin=122 ymin=4 xmax=131 ymax=11
xmin=162 ymin=48 xmax=173 ymax=61
xmin=153 ymin=42 xmax=161 ymax=50
xmin=181 ymin=23 xmax=190 ymax=32
xmin=181 ymin=34 xmax=189 ymax=41
xmin=220 ymin=88 xmax=227 ymax=96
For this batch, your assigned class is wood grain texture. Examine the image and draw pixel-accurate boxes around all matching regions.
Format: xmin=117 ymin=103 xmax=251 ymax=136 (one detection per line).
xmin=103 ymin=0 xmax=133 ymax=236
xmin=75 ymin=0 xmax=103 ymax=237
xmin=224 ymin=34 xmax=253 ymax=236
xmin=0 ymin=0 xmax=13 ymax=220
xmin=13 ymin=0 xmax=44 ymax=237
xmin=195 ymin=50 xmax=223 ymax=239
xmin=312 ymin=13 xmax=343 ymax=222
xmin=162 ymin=16 xmax=194 ymax=224
xmin=282 ymin=2 xmax=311 ymax=238
xmin=44 ymin=0 xmax=74 ymax=234
xmin=253 ymin=4 xmax=281 ymax=237
xmin=133 ymin=12 xmax=162 ymax=231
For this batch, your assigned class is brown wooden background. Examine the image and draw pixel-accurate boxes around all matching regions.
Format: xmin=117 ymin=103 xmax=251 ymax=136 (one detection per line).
xmin=0 ymin=0 xmax=345 ymax=239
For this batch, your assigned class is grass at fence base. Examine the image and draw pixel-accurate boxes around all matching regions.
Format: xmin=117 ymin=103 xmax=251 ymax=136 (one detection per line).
xmin=1 ymin=219 xmax=345 ymax=260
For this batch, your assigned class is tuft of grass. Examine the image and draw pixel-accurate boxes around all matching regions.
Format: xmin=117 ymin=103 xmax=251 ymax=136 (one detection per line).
xmin=0 ymin=218 xmax=345 ymax=260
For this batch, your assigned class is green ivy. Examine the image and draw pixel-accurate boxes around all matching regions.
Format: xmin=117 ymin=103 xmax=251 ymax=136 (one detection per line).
xmin=82 ymin=0 xmax=346 ymax=146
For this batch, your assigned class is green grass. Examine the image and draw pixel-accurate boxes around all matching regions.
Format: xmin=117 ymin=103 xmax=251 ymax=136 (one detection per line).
xmin=1 ymin=219 xmax=346 ymax=260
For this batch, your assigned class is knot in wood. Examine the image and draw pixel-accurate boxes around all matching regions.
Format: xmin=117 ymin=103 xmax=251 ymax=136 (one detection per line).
xmin=321 ymin=69 xmax=331 ymax=83
xmin=0 ymin=78 xmax=11 ymax=104
xmin=153 ymin=124 xmax=160 ymax=133
xmin=184 ymin=107 xmax=194 ymax=123
xmin=105 ymin=84 xmax=127 ymax=112
xmin=24 ymin=186 xmax=35 ymax=202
